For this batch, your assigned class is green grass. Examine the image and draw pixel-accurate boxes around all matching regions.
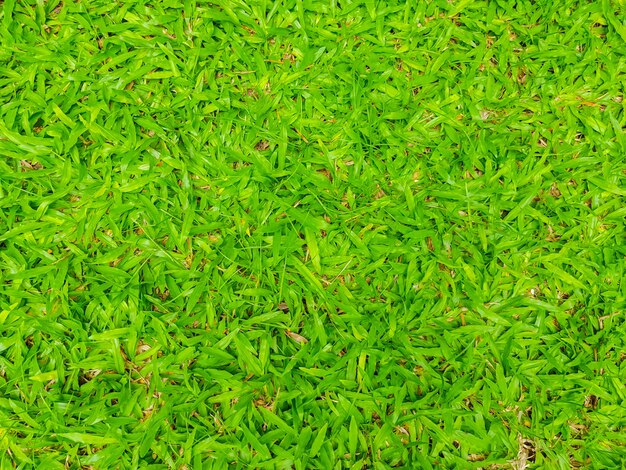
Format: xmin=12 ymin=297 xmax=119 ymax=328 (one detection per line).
xmin=1 ymin=0 xmax=625 ymax=468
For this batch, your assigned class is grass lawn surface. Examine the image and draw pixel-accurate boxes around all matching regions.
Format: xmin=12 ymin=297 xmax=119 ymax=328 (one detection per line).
xmin=1 ymin=0 xmax=625 ymax=468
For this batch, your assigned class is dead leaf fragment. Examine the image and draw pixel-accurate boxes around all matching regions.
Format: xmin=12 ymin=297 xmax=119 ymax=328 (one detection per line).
xmin=285 ymin=330 xmax=308 ymax=344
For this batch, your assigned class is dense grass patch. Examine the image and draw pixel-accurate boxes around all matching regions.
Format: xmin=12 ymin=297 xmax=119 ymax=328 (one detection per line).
xmin=1 ymin=0 xmax=625 ymax=468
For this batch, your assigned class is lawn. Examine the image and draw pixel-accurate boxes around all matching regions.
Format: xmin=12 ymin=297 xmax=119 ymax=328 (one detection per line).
xmin=1 ymin=0 xmax=625 ymax=468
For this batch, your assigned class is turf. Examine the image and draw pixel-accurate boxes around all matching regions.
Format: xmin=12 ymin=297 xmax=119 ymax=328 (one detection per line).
xmin=1 ymin=0 xmax=625 ymax=468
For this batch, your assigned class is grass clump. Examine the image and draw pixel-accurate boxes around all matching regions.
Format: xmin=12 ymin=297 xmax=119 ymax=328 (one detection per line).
xmin=1 ymin=0 xmax=625 ymax=468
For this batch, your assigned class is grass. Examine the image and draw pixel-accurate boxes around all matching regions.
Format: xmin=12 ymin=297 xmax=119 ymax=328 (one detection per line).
xmin=0 ymin=0 xmax=625 ymax=468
